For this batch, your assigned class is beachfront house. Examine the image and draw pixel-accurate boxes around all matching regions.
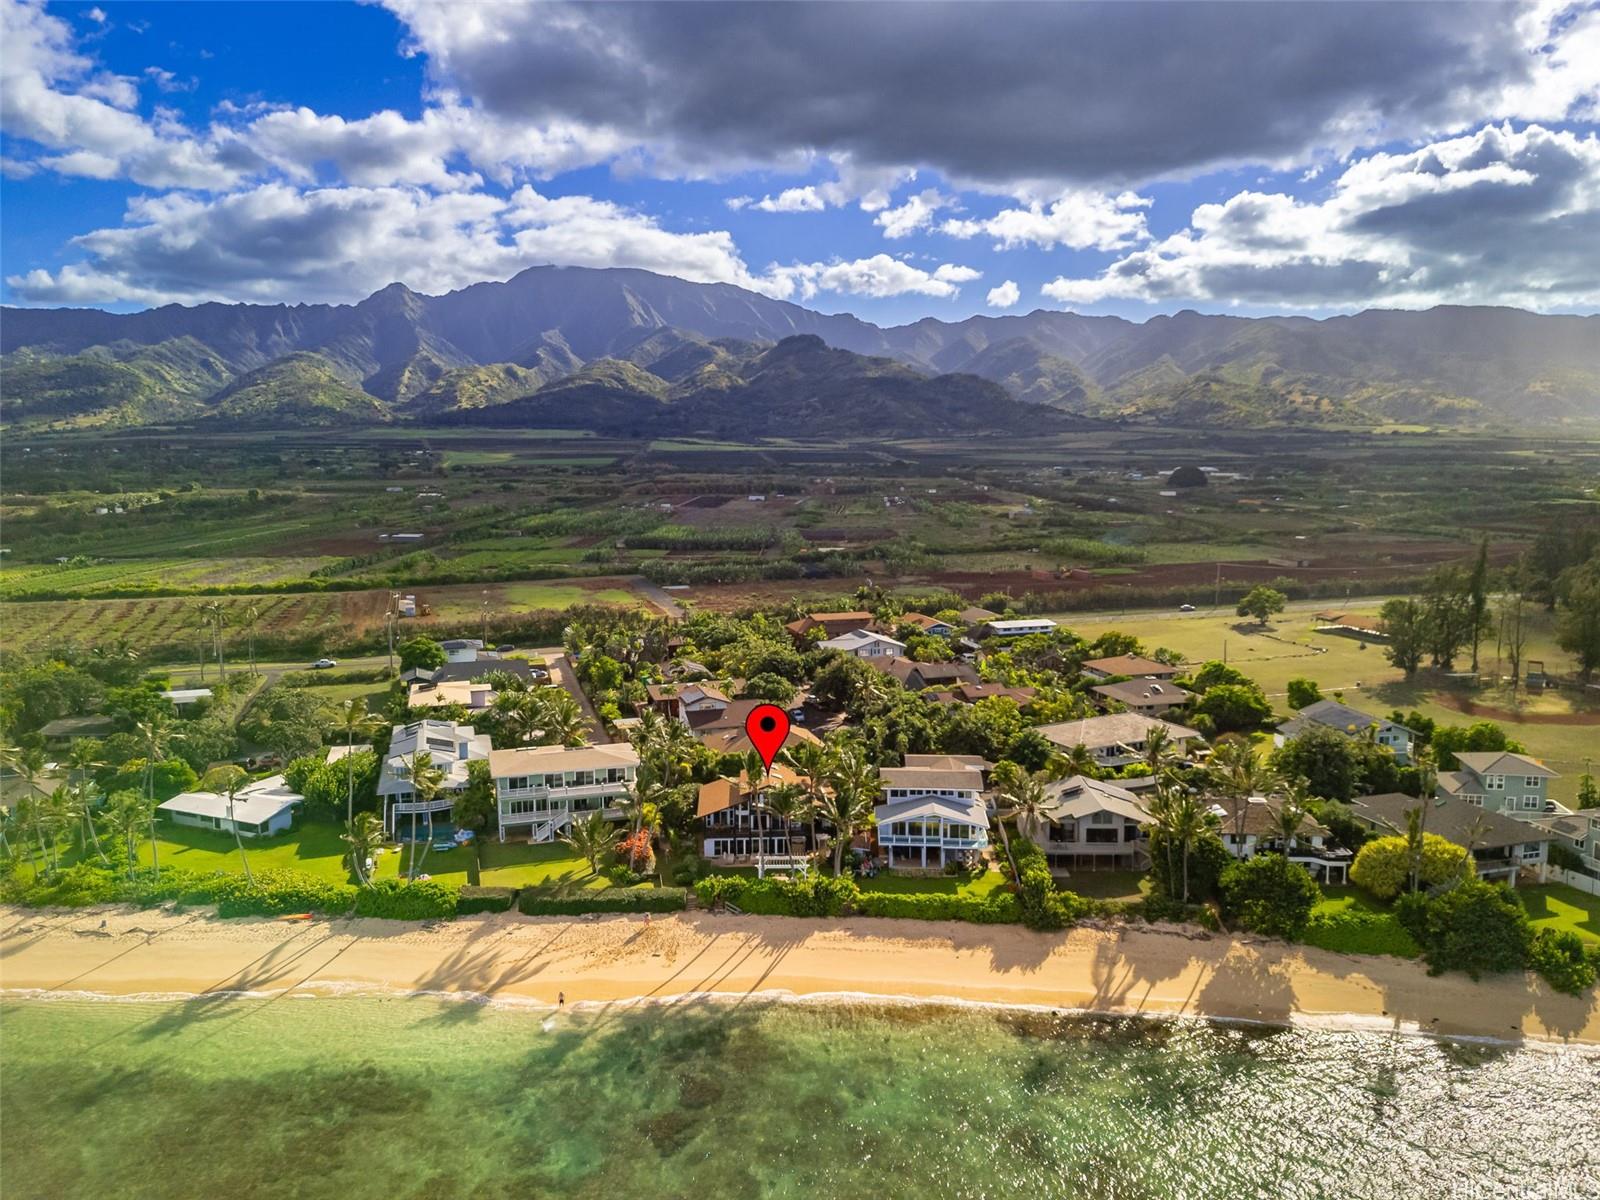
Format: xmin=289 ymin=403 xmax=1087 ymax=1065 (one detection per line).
xmin=378 ymin=720 xmax=492 ymax=837
xmin=1080 ymin=654 xmax=1179 ymax=682
xmin=1021 ymin=775 xmax=1151 ymax=874
xmin=1275 ymin=699 xmax=1414 ymax=764
xmin=1035 ymin=713 xmax=1202 ymax=769
xmin=874 ymin=754 xmax=990 ymax=870
xmin=1091 ymin=679 xmax=1193 ymax=717
xmin=1352 ymin=792 xmax=1551 ymax=885
xmin=1436 ymin=751 xmax=1560 ymax=816
xmin=489 ymin=742 xmax=640 ymax=844
xmin=696 ymin=762 xmax=820 ymax=870
xmin=159 ymin=774 xmax=302 ymax=839
xmin=1208 ymin=794 xmax=1352 ymax=884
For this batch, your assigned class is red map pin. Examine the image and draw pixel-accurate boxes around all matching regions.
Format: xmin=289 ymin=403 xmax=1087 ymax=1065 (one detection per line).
xmin=744 ymin=703 xmax=791 ymax=774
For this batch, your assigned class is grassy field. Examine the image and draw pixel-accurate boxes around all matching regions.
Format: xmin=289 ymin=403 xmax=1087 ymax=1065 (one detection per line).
xmin=1521 ymin=883 xmax=1600 ymax=942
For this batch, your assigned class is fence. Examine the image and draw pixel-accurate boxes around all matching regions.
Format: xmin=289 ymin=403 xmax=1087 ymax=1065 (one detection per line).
xmin=1546 ymin=866 xmax=1600 ymax=897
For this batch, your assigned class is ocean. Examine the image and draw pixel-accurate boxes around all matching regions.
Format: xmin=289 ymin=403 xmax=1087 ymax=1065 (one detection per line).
xmin=2 ymin=993 xmax=1597 ymax=1199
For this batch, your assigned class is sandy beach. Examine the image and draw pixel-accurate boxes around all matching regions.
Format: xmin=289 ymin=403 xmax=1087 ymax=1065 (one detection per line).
xmin=3 ymin=905 xmax=1597 ymax=1046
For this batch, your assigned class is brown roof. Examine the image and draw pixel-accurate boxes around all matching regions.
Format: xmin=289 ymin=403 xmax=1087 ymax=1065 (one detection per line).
xmin=1082 ymin=654 xmax=1177 ymax=678
xmin=902 ymin=612 xmax=952 ymax=631
xmin=686 ymin=698 xmax=769 ymax=732
xmin=695 ymin=764 xmax=809 ymax=817
xmin=1207 ymin=795 xmax=1330 ymax=839
xmin=1351 ymin=792 xmax=1551 ymax=852
xmin=699 ymin=724 xmax=822 ymax=757
xmin=958 ymin=607 xmax=1000 ymax=623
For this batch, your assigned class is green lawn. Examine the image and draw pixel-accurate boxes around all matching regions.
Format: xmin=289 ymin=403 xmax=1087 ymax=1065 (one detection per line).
xmin=1519 ymin=883 xmax=1600 ymax=943
xmin=1059 ymin=869 xmax=1152 ymax=901
xmin=856 ymin=869 xmax=1010 ymax=898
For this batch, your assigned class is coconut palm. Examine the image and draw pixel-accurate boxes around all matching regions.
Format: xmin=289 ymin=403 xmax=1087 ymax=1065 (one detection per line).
xmin=331 ymin=697 xmax=383 ymax=825
xmin=989 ymin=760 xmax=1049 ymax=880
xmin=1139 ymin=724 xmax=1181 ymax=778
xmin=563 ymin=811 xmax=613 ymax=876
xmin=1046 ymin=741 xmax=1097 ymax=780
xmin=1208 ymin=736 xmax=1279 ymax=842
xmin=403 ymin=750 xmax=446 ymax=881
xmin=764 ymin=780 xmax=812 ymax=859
xmin=819 ymin=743 xmax=880 ymax=875
xmin=1146 ymin=781 xmax=1217 ymax=903
xmin=631 ymin=709 xmax=698 ymax=787
xmin=201 ymin=764 xmax=254 ymax=885
xmin=200 ymin=600 xmax=229 ymax=680
xmin=101 ymin=791 xmax=154 ymax=881
xmin=57 ymin=781 xmax=109 ymax=866
xmin=240 ymin=603 xmax=261 ymax=673
xmin=781 ymin=737 xmax=834 ymax=851
xmin=341 ymin=811 xmax=386 ymax=886
xmin=134 ymin=716 xmax=173 ymax=879
xmin=533 ymin=688 xmax=589 ymax=748
xmin=491 ymin=690 xmax=542 ymax=746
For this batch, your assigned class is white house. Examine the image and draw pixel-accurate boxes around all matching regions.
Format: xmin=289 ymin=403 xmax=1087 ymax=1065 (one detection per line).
xmin=982 ymin=618 xmax=1058 ymax=638
xmin=1208 ymin=795 xmax=1352 ymax=884
xmin=407 ymin=680 xmax=496 ymax=711
xmin=488 ymin=742 xmax=640 ymax=843
xmin=1276 ymin=699 xmax=1414 ymax=763
xmin=820 ymin=628 xmax=907 ymax=659
xmin=1036 ymin=713 xmax=1202 ymax=769
xmin=159 ymin=774 xmax=302 ymax=839
xmin=874 ymin=754 xmax=989 ymax=869
xmin=1022 ymin=775 xmax=1151 ymax=874
xmin=378 ymin=720 xmax=492 ymax=837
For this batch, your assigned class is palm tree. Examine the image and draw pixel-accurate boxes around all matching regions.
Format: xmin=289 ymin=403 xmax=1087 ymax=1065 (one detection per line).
xmin=403 ymin=750 xmax=446 ymax=881
xmin=781 ymin=738 xmax=834 ymax=851
xmin=1209 ymin=736 xmax=1280 ymax=844
xmin=534 ymin=688 xmax=588 ymax=748
xmin=765 ymin=781 xmax=812 ymax=860
xmin=201 ymin=764 xmax=254 ymax=885
xmin=989 ymin=760 xmax=1049 ymax=880
xmin=134 ymin=716 xmax=173 ymax=879
xmin=331 ymin=698 xmax=383 ymax=825
xmin=631 ymin=709 xmax=698 ymax=787
xmin=491 ymin=690 xmax=543 ymax=746
xmin=819 ymin=743 xmax=880 ymax=875
xmin=101 ymin=791 xmax=154 ymax=881
xmin=1139 ymin=724 xmax=1180 ymax=778
xmin=1146 ymin=781 xmax=1216 ymax=903
xmin=1046 ymin=741 xmax=1097 ymax=780
xmin=241 ymin=603 xmax=261 ymax=673
xmin=563 ymin=811 xmax=613 ymax=876
xmin=200 ymin=600 xmax=229 ymax=680
xmin=58 ymin=781 xmax=109 ymax=866
xmin=341 ymin=811 xmax=386 ymax=886
xmin=1270 ymin=792 xmax=1308 ymax=857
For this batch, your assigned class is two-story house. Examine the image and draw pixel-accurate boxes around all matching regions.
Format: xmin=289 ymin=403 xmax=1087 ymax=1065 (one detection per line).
xmin=488 ymin=742 xmax=640 ymax=843
xmin=1081 ymin=654 xmax=1180 ymax=682
xmin=1208 ymin=794 xmax=1352 ymax=884
xmin=874 ymin=754 xmax=990 ymax=870
xmin=1526 ymin=808 xmax=1600 ymax=878
xmin=1091 ymin=679 xmax=1193 ymax=717
xmin=900 ymin=612 xmax=956 ymax=637
xmin=1021 ymin=775 xmax=1151 ymax=874
xmin=1352 ymin=792 xmax=1551 ymax=885
xmin=785 ymin=610 xmax=876 ymax=644
xmin=1036 ymin=713 xmax=1202 ymax=769
xmin=378 ymin=720 xmax=492 ymax=837
xmin=1436 ymin=751 xmax=1560 ymax=816
xmin=819 ymin=628 xmax=907 ymax=659
xmin=1275 ymin=699 xmax=1414 ymax=763
xmin=870 ymin=656 xmax=980 ymax=691
xmin=643 ymin=682 xmax=731 ymax=726
xmin=696 ymin=762 xmax=821 ymax=868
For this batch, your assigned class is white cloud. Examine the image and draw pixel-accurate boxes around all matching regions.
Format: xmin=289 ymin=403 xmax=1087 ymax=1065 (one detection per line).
xmin=83 ymin=7 xmax=105 ymax=23
xmin=1040 ymin=123 xmax=1600 ymax=311
xmin=768 ymin=253 xmax=980 ymax=302
xmin=986 ymin=280 xmax=1020 ymax=308
xmin=874 ymin=188 xmax=951 ymax=238
xmin=942 ymin=189 xmax=1151 ymax=251
xmin=751 ymin=186 xmax=826 ymax=213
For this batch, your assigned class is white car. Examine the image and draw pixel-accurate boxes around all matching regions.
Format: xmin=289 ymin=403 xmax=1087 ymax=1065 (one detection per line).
xmin=311 ymin=658 xmax=338 ymax=669
xmin=1178 ymin=604 xmax=1196 ymax=612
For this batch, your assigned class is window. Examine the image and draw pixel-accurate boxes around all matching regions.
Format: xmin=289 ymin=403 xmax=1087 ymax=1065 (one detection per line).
xmin=1484 ymin=775 xmax=1504 ymax=790
xmin=1522 ymin=796 xmax=1542 ymax=810
xmin=1519 ymin=844 xmax=1543 ymax=861
xmin=1465 ymin=794 xmax=1483 ymax=807
xmin=1524 ymin=776 xmax=1542 ymax=788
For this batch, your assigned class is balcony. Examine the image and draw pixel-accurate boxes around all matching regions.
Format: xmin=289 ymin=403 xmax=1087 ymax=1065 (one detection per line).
xmin=389 ymin=797 xmax=454 ymax=816
xmin=878 ymin=832 xmax=987 ymax=849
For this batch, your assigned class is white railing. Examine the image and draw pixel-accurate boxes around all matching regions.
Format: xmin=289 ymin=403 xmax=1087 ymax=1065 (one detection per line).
xmin=879 ymin=833 xmax=986 ymax=848
xmin=498 ymin=781 xmax=633 ymax=802
xmin=389 ymin=797 xmax=454 ymax=815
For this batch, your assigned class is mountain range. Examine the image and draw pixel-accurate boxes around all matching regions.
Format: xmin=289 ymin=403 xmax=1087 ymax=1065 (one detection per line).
xmin=4 ymin=265 xmax=1599 ymax=434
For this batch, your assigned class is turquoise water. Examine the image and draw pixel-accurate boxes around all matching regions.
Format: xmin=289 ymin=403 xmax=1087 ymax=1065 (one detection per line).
xmin=2 ymin=994 xmax=1597 ymax=1199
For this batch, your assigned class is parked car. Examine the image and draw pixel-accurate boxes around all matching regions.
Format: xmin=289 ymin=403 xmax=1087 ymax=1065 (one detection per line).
xmin=1177 ymin=603 xmax=1196 ymax=612
xmin=789 ymin=707 xmax=807 ymax=723
xmin=311 ymin=657 xmax=338 ymax=669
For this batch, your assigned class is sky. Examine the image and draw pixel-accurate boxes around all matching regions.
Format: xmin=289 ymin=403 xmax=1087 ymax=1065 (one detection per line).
xmin=2 ymin=0 xmax=1598 ymax=326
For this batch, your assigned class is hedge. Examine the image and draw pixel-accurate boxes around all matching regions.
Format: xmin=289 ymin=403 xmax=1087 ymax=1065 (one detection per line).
xmin=855 ymin=890 xmax=1021 ymax=924
xmin=693 ymin=874 xmax=860 ymax=917
xmin=1301 ymin=909 xmax=1422 ymax=959
xmin=353 ymin=878 xmax=459 ymax=920
xmin=456 ymin=885 xmax=519 ymax=915
xmin=517 ymin=887 xmax=686 ymax=915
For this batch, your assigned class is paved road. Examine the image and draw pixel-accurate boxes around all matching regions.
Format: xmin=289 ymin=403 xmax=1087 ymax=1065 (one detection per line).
xmin=538 ymin=648 xmax=608 ymax=743
xmin=629 ymin=575 xmax=685 ymax=619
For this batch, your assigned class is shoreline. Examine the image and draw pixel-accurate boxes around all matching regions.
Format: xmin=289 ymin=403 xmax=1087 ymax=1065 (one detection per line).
xmin=3 ymin=905 xmax=1597 ymax=1047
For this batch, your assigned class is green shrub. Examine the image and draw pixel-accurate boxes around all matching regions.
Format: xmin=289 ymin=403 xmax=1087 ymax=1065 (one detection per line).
xmin=2 ymin=864 xmax=122 ymax=907
xmin=694 ymin=875 xmax=747 ymax=909
xmin=1396 ymin=880 xmax=1532 ymax=979
xmin=212 ymin=870 xmax=358 ymax=918
xmin=353 ymin=879 xmax=459 ymax=920
xmin=517 ymin=887 xmax=686 ymax=915
xmin=1527 ymin=928 xmax=1599 ymax=996
xmin=456 ymin=885 xmax=518 ymax=915
xmin=1219 ymin=855 xmax=1321 ymax=938
xmin=856 ymin=890 xmax=1021 ymax=924
xmin=1301 ymin=909 xmax=1421 ymax=958
xmin=1351 ymin=834 xmax=1470 ymax=901
xmin=1010 ymin=837 xmax=1072 ymax=931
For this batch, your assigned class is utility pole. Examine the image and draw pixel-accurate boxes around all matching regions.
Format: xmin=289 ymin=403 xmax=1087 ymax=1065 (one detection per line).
xmin=386 ymin=591 xmax=400 ymax=675
xmin=1213 ymin=562 xmax=1221 ymax=609
xmin=480 ymin=589 xmax=490 ymax=645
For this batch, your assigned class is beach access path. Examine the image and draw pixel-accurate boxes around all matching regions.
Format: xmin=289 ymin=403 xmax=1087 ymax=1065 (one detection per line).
xmin=2 ymin=907 xmax=1596 ymax=1047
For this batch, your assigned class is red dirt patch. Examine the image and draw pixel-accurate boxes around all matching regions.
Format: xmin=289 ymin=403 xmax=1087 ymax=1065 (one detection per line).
xmin=1434 ymin=693 xmax=1600 ymax=725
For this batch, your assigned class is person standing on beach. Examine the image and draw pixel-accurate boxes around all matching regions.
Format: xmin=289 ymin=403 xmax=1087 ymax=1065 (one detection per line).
xmin=558 ymin=992 xmax=565 ymax=1007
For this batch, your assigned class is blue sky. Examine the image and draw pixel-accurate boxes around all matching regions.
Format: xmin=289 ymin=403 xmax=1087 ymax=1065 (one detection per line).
xmin=2 ymin=0 xmax=1598 ymax=325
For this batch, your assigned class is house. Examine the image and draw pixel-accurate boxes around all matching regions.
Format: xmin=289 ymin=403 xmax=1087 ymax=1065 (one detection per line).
xmin=699 ymin=723 xmax=823 ymax=759
xmin=1080 ymin=655 xmax=1179 ymax=681
xmin=979 ymin=618 xmax=1058 ymax=638
xmin=159 ymin=688 xmax=213 ymax=708
xmin=870 ymin=657 xmax=980 ymax=691
xmin=785 ymin=610 xmax=876 ymax=643
xmin=404 ymin=657 xmax=545 ymax=686
xmin=644 ymin=682 xmax=731 ymax=725
xmin=683 ymin=697 xmax=772 ymax=736
xmin=1021 ymin=775 xmax=1151 ymax=873
xmin=378 ymin=720 xmax=492 ymax=837
xmin=1352 ymin=792 xmax=1550 ymax=885
xmin=874 ymin=755 xmax=990 ymax=870
xmin=441 ymin=638 xmax=486 ymax=663
xmin=957 ymin=606 xmax=1000 ymax=625
xmin=927 ymin=682 xmax=1038 ymax=706
xmin=1208 ymin=795 xmax=1352 ymax=884
xmin=819 ymin=628 xmax=907 ymax=659
xmin=489 ymin=742 xmax=640 ymax=843
xmin=1524 ymin=808 xmax=1600 ymax=877
xmin=407 ymin=680 xmax=496 ymax=711
xmin=1035 ymin=713 xmax=1202 ymax=768
xmin=697 ymin=762 xmax=820 ymax=867
xmin=1436 ymin=751 xmax=1560 ymax=816
xmin=1276 ymin=699 xmax=1414 ymax=763
xmin=159 ymin=774 xmax=302 ymax=839
xmin=900 ymin=612 xmax=955 ymax=637
xmin=1091 ymin=679 xmax=1193 ymax=717
xmin=39 ymin=714 xmax=117 ymax=744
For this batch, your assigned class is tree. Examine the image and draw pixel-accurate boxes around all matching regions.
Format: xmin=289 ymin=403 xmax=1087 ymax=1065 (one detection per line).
xmin=240 ymin=686 xmax=330 ymax=760
xmin=1429 ymin=721 xmax=1526 ymax=770
xmin=563 ymin=811 xmax=613 ymax=876
xmin=819 ymin=743 xmax=880 ymax=875
xmin=1497 ymin=561 xmax=1532 ymax=693
xmin=1145 ymin=781 xmax=1223 ymax=903
xmin=532 ymin=687 xmax=588 ymax=747
xmin=402 ymin=751 xmax=445 ymax=881
xmin=1577 ymin=772 xmax=1599 ymax=810
xmin=764 ymin=780 xmax=811 ymax=857
xmin=1379 ymin=598 xmax=1427 ymax=678
xmin=331 ymin=697 xmax=384 ymax=825
xmin=1555 ymin=557 xmax=1600 ymax=680
xmin=1194 ymin=683 xmax=1273 ymax=735
xmin=1219 ymin=855 xmax=1320 ymax=938
xmin=1271 ymin=726 xmax=1402 ymax=803
xmin=1467 ymin=536 xmax=1491 ymax=673
xmin=241 ymin=602 xmax=262 ymax=673
xmin=101 ymin=790 xmax=154 ymax=881
xmin=740 ymin=672 xmax=797 ymax=705
xmin=342 ymin=812 xmax=386 ymax=886
xmin=1137 ymin=723 xmax=1181 ymax=778
xmin=1184 ymin=660 xmax=1252 ymax=693
xmin=453 ymin=760 xmax=498 ymax=885
xmin=57 ymin=781 xmax=109 ymax=866
xmin=990 ymin=760 xmax=1048 ymax=880
xmin=398 ymin=636 xmax=446 ymax=673
xmin=200 ymin=764 xmax=254 ymax=885
xmin=1395 ymin=879 xmax=1532 ymax=980
xmin=1349 ymin=832 xmax=1470 ymax=900
xmin=1235 ymin=586 xmax=1287 ymax=626
xmin=1209 ymin=736 xmax=1280 ymax=843
xmin=1285 ymin=678 xmax=1322 ymax=710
